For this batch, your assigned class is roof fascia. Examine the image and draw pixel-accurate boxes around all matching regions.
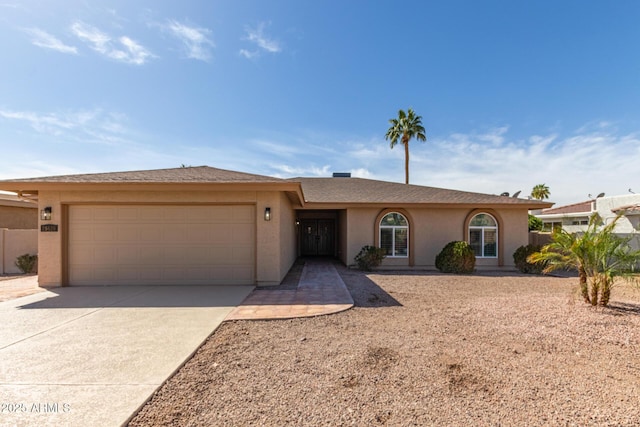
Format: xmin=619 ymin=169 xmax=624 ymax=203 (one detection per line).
xmin=535 ymin=211 xmax=592 ymax=220
xmin=299 ymin=201 xmax=553 ymax=210
xmin=0 ymin=182 xmax=305 ymax=206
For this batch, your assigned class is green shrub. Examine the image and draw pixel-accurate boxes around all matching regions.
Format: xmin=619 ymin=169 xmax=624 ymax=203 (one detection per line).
xmin=15 ymin=253 xmax=38 ymax=274
xmin=513 ymin=244 xmax=545 ymax=274
xmin=435 ymin=241 xmax=475 ymax=274
xmin=354 ymin=245 xmax=386 ymax=271
xmin=528 ymin=214 xmax=543 ymax=231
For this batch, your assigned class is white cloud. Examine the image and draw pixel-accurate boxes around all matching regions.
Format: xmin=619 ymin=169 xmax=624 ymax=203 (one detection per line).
xmin=24 ymin=28 xmax=77 ymax=54
xmin=70 ymin=21 xmax=153 ymax=65
xmin=0 ymin=108 xmax=131 ymax=145
xmin=405 ymin=127 xmax=640 ymax=206
xmin=165 ymin=20 xmax=214 ymax=61
xmin=239 ymin=49 xmax=257 ymax=59
xmin=240 ymin=22 xmax=281 ymax=59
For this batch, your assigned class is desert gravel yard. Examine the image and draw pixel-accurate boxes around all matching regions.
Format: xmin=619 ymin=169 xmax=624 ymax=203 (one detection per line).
xmin=129 ymin=265 xmax=640 ymax=426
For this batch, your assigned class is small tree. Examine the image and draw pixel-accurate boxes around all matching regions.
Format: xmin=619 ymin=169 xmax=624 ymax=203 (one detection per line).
xmin=528 ymin=214 xmax=640 ymax=306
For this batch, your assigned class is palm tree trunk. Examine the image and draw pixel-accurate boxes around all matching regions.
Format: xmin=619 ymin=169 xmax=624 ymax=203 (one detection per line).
xmin=404 ymin=141 xmax=410 ymax=184
xmin=579 ymin=266 xmax=590 ymax=303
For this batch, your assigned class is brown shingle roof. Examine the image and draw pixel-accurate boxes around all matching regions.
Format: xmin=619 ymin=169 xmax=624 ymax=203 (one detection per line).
xmin=0 ymin=166 xmax=287 ymax=184
xmin=295 ymin=177 xmax=552 ymax=207
xmin=540 ymin=200 xmax=592 ymax=215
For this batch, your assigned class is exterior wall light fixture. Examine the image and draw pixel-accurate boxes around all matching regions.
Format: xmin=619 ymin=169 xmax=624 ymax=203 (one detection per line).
xmin=41 ymin=206 xmax=52 ymax=221
xmin=264 ymin=207 xmax=271 ymax=221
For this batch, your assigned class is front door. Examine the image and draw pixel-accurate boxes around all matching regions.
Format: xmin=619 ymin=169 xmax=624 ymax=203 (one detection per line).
xmin=301 ymin=219 xmax=335 ymax=256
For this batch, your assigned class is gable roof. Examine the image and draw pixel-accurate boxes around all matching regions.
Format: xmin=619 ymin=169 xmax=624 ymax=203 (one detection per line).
xmin=294 ymin=177 xmax=551 ymax=208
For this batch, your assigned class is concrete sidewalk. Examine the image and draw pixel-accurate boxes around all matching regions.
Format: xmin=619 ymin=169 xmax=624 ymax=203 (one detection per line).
xmin=0 ymin=284 xmax=253 ymax=427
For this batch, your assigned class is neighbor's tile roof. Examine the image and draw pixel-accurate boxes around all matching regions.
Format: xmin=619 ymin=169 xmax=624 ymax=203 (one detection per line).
xmin=0 ymin=166 xmax=287 ymax=184
xmin=612 ymin=204 xmax=640 ymax=214
xmin=294 ymin=177 xmax=551 ymax=206
xmin=540 ymin=200 xmax=592 ymax=215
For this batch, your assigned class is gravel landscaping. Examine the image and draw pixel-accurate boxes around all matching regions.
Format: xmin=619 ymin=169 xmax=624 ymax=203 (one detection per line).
xmin=129 ymin=263 xmax=640 ymax=426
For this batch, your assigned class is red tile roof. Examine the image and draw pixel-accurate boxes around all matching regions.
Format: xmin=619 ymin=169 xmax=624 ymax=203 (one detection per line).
xmin=612 ymin=204 xmax=640 ymax=214
xmin=540 ymin=200 xmax=592 ymax=215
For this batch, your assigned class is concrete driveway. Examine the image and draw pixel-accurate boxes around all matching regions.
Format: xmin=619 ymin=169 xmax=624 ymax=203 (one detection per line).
xmin=0 ymin=284 xmax=253 ymax=427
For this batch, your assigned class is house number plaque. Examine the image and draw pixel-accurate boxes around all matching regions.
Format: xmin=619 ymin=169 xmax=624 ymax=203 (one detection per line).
xmin=41 ymin=224 xmax=59 ymax=232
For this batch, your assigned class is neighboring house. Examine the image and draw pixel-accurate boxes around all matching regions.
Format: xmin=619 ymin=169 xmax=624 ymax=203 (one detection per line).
xmin=0 ymin=192 xmax=38 ymax=229
xmin=0 ymin=166 xmax=551 ymax=288
xmin=535 ymin=194 xmax=640 ymax=234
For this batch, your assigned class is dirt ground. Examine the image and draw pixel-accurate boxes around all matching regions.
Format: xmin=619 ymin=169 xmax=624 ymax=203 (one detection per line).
xmin=129 ymin=264 xmax=640 ymax=426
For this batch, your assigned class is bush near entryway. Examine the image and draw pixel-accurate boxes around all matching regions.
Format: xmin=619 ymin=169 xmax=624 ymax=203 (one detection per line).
xmin=513 ymin=244 xmax=545 ymax=274
xmin=354 ymin=246 xmax=386 ymax=271
xmin=15 ymin=253 xmax=38 ymax=274
xmin=435 ymin=241 xmax=475 ymax=274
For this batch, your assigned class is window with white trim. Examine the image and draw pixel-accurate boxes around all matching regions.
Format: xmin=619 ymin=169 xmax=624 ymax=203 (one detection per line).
xmin=469 ymin=213 xmax=497 ymax=258
xmin=379 ymin=212 xmax=408 ymax=257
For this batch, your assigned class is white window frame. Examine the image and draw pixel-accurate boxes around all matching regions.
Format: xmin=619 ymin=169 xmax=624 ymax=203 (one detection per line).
xmin=379 ymin=212 xmax=409 ymax=258
xmin=469 ymin=213 xmax=498 ymax=258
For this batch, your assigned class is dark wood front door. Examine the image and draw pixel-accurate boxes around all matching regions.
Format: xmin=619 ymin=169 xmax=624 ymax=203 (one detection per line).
xmin=301 ymin=219 xmax=335 ymax=256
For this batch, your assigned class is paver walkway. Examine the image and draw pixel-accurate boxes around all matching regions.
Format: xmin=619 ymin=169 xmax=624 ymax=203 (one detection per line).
xmin=225 ymin=259 xmax=354 ymax=320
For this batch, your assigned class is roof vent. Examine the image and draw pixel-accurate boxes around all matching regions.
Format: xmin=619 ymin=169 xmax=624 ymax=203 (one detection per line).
xmin=332 ymin=172 xmax=351 ymax=178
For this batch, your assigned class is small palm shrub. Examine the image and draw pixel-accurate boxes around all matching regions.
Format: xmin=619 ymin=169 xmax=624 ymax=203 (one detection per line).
xmin=435 ymin=241 xmax=475 ymax=274
xmin=513 ymin=244 xmax=545 ymax=274
xmin=354 ymin=245 xmax=386 ymax=271
xmin=15 ymin=253 xmax=38 ymax=274
xmin=528 ymin=214 xmax=640 ymax=306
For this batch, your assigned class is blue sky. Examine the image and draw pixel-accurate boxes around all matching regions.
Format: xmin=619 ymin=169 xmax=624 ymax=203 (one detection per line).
xmin=1 ymin=1 xmax=639 ymax=205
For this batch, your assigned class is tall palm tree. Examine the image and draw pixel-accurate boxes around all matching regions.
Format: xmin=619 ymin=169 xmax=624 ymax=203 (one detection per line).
xmin=385 ymin=108 xmax=427 ymax=184
xmin=531 ymin=183 xmax=550 ymax=200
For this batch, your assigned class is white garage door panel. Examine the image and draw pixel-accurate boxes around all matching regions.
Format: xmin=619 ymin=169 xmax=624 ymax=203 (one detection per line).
xmin=68 ymin=205 xmax=255 ymax=286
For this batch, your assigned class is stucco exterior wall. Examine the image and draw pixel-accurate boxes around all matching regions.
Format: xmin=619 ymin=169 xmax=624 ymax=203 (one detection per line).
xmin=36 ymin=189 xmax=288 ymax=287
xmin=0 ymin=206 xmax=38 ymax=229
xmin=1 ymin=229 xmax=38 ymax=274
xmin=343 ymin=206 xmax=528 ymax=270
xmin=277 ymin=192 xmax=297 ymax=285
xmin=338 ymin=209 xmax=348 ymax=265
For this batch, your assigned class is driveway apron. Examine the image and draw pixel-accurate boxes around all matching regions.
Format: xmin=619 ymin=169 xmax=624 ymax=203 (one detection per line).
xmin=0 ymin=284 xmax=253 ymax=427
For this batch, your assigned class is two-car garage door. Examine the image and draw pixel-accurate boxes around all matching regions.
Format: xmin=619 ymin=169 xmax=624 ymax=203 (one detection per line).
xmin=67 ymin=205 xmax=255 ymax=286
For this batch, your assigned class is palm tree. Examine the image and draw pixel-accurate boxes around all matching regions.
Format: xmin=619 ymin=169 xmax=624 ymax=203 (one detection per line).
xmin=528 ymin=214 xmax=640 ymax=306
xmin=531 ymin=183 xmax=550 ymax=200
xmin=385 ymin=108 xmax=427 ymax=184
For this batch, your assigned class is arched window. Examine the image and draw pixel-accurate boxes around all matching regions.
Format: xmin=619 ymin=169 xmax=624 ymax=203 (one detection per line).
xmin=469 ymin=213 xmax=497 ymax=258
xmin=379 ymin=212 xmax=408 ymax=257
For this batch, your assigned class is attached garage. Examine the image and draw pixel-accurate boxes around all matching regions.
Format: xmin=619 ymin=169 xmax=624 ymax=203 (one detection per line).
xmin=67 ymin=204 xmax=255 ymax=286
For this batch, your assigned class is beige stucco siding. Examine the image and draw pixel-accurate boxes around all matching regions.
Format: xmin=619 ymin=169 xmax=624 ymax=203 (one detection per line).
xmin=0 ymin=228 xmax=38 ymax=274
xmin=36 ymin=189 xmax=288 ymax=287
xmin=0 ymin=206 xmax=38 ymax=229
xmin=342 ymin=206 xmax=528 ymax=269
xmin=338 ymin=209 xmax=348 ymax=265
xmin=277 ymin=192 xmax=297 ymax=285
